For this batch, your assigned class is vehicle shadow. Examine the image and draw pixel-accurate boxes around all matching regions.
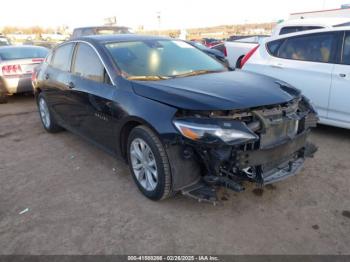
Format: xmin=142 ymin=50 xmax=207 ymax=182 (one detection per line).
xmin=313 ymin=124 xmax=349 ymax=136
xmin=313 ymin=124 xmax=350 ymax=139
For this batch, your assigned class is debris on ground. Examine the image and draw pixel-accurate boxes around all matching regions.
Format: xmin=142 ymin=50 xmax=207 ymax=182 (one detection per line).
xmin=19 ymin=208 xmax=29 ymax=215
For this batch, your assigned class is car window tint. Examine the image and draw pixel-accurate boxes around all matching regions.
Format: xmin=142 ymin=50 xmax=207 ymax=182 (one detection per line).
xmin=73 ymin=43 xmax=104 ymax=82
xmin=81 ymin=28 xmax=94 ymax=37
xmin=211 ymin=44 xmax=226 ymax=53
xmin=51 ymin=43 xmax=74 ymax=71
xmin=277 ymin=33 xmax=336 ymax=63
xmin=342 ymin=33 xmax=350 ymax=65
xmin=280 ymin=26 xmax=324 ymax=35
xmin=267 ymin=39 xmax=284 ymax=56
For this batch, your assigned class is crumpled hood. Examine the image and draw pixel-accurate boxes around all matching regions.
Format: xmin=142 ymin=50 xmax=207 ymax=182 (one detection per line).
xmin=131 ymin=71 xmax=301 ymax=111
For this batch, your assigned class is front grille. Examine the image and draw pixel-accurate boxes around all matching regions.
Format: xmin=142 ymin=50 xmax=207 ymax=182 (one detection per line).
xmin=260 ymin=118 xmax=299 ymax=149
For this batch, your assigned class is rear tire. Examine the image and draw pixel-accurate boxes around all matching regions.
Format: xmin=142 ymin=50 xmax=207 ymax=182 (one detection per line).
xmin=127 ymin=126 xmax=172 ymax=201
xmin=236 ymin=55 xmax=244 ymax=69
xmin=37 ymin=93 xmax=63 ymax=133
xmin=0 ymin=80 xmax=8 ymax=104
xmin=0 ymin=93 xmax=8 ymax=104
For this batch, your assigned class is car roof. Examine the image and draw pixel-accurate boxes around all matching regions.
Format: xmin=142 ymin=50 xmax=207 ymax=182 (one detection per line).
xmin=276 ymin=17 xmax=350 ymax=28
xmin=267 ymin=26 xmax=350 ymax=42
xmin=0 ymin=45 xmax=48 ymax=50
xmin=73 ymin=26 xmax=130 ymax=30
xmin=72 ymin=34 xmax=172 ymax=44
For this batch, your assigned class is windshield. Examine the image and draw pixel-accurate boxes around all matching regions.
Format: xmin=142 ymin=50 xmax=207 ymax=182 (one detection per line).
xmin=0 ymin=47 xmax=48 ymax=61
xmin=105 ymin=40 xmax=225 ymax=80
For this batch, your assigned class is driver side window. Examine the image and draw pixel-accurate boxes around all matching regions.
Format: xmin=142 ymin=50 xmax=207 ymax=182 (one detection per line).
xmin=72 ymin=43 xmax=110 ymax=83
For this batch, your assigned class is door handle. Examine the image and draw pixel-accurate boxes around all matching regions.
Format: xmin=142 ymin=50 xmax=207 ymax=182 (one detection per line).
xmin=67 ymin=82 xmax=75 ymax=89
xmin=339 ymin=73 xmax=347 ymax=78
xmin=45 ymin=73 xmax=50 ymax=80
xmin=270 ymin=63 xmax=284 ymax=69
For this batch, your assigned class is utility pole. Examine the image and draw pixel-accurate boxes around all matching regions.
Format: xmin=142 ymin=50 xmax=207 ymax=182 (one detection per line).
xmin=157 ymin=11 xmax=161 ymax=35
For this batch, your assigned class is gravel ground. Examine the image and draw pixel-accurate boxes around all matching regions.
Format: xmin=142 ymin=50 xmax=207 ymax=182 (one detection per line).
xmin=0 ymin=95 xmax=349 ymax=255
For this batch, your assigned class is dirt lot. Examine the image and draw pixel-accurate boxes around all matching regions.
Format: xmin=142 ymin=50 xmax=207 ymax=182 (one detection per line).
xmin=0 ymin=95 xmax=349 ymax=255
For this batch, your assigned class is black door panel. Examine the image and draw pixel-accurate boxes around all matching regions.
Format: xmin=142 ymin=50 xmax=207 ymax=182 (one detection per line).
xmin=69 ymin=75 xmax=117 ymax=151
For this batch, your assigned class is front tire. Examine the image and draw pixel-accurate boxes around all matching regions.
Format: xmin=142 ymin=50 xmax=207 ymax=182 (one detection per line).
xmin=127 ymin=126 xmax=172 ymax=201
xmin=37 ymin=93 xmax=63 ymax=133
xmin=236 ymin=56 xmax=244 ymax=69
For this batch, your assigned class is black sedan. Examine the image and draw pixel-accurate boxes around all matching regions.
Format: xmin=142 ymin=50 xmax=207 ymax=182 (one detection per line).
xmin=33 ymin=35 xmax=317 ymax=202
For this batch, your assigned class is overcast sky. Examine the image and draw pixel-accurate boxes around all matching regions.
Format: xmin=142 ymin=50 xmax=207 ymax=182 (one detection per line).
xmin=0 ymin=0 xmax=347 ymax=29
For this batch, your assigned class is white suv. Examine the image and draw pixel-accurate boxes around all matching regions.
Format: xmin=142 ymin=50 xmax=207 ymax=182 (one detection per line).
xmin=242 ymin=27 xmax=350 ymax=129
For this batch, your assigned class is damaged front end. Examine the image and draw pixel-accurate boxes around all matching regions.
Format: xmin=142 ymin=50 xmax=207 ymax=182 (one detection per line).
xmin=170 ymin=96 xmax=318 ymax=203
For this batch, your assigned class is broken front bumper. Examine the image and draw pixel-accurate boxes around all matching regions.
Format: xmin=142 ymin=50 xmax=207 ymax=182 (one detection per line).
xmin=237 ymin=132 xmax=316 ymax=185
xmin=166 ymin=98 xmax=318 ymax=203
xmin=167 ymin=130 xmax=317 ymax=203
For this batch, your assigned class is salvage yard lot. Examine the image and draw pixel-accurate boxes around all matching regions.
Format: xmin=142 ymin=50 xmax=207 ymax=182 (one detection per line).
xmin=0 ymin=95 xmax=349 ymax=255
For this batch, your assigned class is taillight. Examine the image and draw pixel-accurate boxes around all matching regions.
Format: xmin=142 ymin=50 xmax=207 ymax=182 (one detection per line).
xmin=32 ymin=58 xmax=44 ymax=63
xmin=2 ymin=64 xmax=22 ymax=76
xmin=240 ymin=45 xmax=260 ymax=69
xmin=223 ymin=46 xmax=227 ymax=57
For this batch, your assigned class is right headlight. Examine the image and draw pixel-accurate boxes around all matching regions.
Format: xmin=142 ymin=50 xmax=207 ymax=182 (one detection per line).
xmin=173 ymin=118 xmax=258 ymax=145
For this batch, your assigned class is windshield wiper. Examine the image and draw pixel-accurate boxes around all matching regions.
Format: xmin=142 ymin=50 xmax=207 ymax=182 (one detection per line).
xmin=171 ymin=69 xmax=225 ymax=78
xmin=127 ymin=75 xmax=171 ymax=81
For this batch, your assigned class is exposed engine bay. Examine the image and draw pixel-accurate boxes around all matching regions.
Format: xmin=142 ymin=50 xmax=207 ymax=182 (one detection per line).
xmin=170 ymin=96 xmax=318 ymax=203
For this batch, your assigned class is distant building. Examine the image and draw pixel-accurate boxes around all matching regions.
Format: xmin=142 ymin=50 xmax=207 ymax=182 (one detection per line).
xmin=290 ymin=5 xmax=350 ymax=19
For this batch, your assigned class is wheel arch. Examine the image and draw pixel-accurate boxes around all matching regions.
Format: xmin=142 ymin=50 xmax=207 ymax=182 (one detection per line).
xmin=236 ymin=55 xmax=245 ymax=69
xmin=119 ymin=116 xmax=163 ymax=161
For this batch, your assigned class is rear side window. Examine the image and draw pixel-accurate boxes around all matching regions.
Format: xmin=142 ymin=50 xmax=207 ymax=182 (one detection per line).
xmin=273 ymin=33 xmax=337 ymax=63
xmin=51 ymin=43 xmax=74 ymax=71
xmin=72 ymin=43 xmax=104 ymax=82
xmin=80 ymin=28 xmax=95 ymax=37
xmin=267 ymin=40 xmax=284 ymax=56
xmin=280 ymin=26 xmax=324 ymax=35
xmin=342 ymin=32 xmax=350 ymax=65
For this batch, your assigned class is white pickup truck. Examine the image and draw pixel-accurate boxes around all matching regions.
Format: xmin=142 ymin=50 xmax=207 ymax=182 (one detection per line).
xmin=217 ymin=36 xmax=268 ymax=68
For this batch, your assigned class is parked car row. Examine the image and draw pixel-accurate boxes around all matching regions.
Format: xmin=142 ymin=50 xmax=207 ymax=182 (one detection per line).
xmin=0 ymin=26 xmax=133 ymax=103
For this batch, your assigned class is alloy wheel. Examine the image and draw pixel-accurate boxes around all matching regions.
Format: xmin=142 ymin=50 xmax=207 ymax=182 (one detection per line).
xmin=39 ymin=97 xmax=51 ymax=129
xmin=130 ymin=138 xmax=158 ymax=191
